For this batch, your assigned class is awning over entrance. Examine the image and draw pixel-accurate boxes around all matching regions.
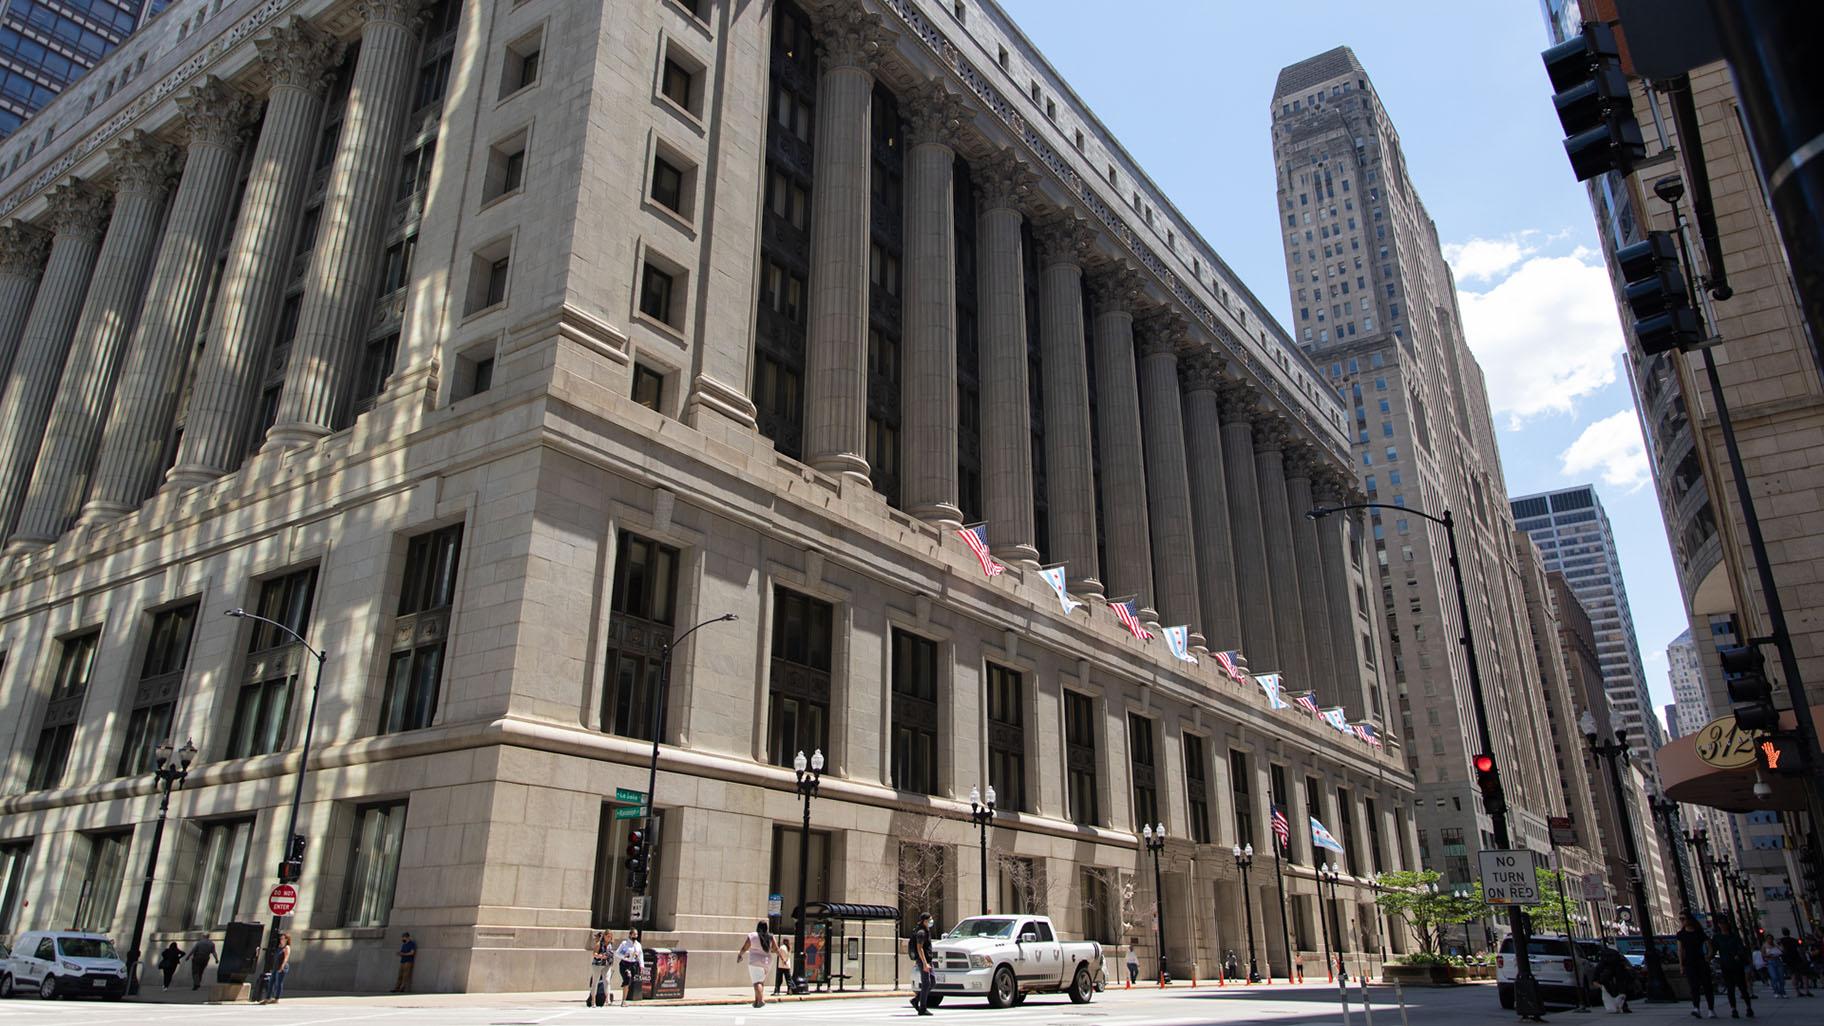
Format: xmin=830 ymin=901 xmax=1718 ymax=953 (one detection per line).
xmin=1659 ymin=704 xmax=1824 ymax=812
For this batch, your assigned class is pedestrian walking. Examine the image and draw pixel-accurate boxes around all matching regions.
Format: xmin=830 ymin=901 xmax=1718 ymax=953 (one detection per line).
xmin=393 ymin=931 xmax=417 ymax=992
xmin=773 ymin=935 xmax=792 ymax=996
xmin=184 ymin=933 xmax=216 ymax=991
xmin=1714 ymin=919 xmax=1754 ymax=1018
xmin=908 ymin=912 xmax=936 ymax=1017
xmin=262 ymin=934 xmax=292 ymax=1004
xmin=587 ymin=930 xmax=614 ymax=1007
xmin=1679 ymin=915 xmax=1718 ymax=1018
xmin=1125 ymin=943 xmax=1139 ymax=986
xmin=157 ymin=942 xmax=183 ymax=990
xmin=1779 ymin=929 xmax=1813 ymax=996
xmin=615 ymin=928 xmax=644 ymax=1004
xmin=737 ymin=921 xmax=774 ymax=1008
xmin=1760 ymin=936 xmax=1786 ymax=998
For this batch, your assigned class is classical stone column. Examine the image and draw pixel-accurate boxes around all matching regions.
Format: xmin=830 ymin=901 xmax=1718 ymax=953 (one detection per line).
xmin=0 ymin=223 xmax=49 ymax=389
xmin=1034 ymin=214 xmax=1101 ymax=596
xmin=11 ymin=135 xmax=176 ymax=548
xmin=1181 ymin=354 xmax=1240 ymax=650
xmin=167 ymin=18 xmax=340 ymax=489
xmin=798 ymin=5 xmax=887 ymax=484
xmin=0 ymin=180 xmax=108 ymax=536
xmin=1315 ymin=469 xmax=1366 ymax=713
xmin=1254 ymin=417 xmax=1310 ymax=684
xmin=974 ymin=150 xmax=1038 ymax=566
xmin=264 ymin=0 xmax=425 ymax=449
xmin=1285 ymin=446 xmax=1339 ymax=700
xmin=1218 ymin=382 xmax=1276 ymax=661
xmin=1089 ymin=267 xmax=1153 ymax=613
xmin=1136 ymin=309 xmax=1200 ymax=640
xmin=899 ymin=82 xmax=968 ymax=526
xmin=82 ymin=77 xmax=252 ymax=524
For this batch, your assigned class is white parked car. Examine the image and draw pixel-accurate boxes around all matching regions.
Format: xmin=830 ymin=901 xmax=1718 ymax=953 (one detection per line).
xmin=1495 ymin=935 xmax=1599 ymax=1009
xmin=0 ymin=931 xmax=128 ymax=1001
xmin=926 ymin=914 xmax=1102 ymax=1008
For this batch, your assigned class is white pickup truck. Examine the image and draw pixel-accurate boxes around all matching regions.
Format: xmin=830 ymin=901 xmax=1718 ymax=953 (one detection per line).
xmin=925 ymin=914 xmax=1102 ymax=1008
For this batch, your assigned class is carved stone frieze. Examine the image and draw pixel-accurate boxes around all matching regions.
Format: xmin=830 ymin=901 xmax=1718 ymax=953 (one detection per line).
xmin=44 ymin=178 xmax=110 ymax=241
xmin=256 ymin=17 xmax=343 ymax=95
xmin=0 ymin=221 xmax=50 ymax=277
xmin=177 ymin=76 xmax=255 ymax=150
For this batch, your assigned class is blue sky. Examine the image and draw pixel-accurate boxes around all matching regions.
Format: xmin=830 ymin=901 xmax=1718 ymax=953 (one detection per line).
xmin=999 ymin=0 xmax=1686 ymax=721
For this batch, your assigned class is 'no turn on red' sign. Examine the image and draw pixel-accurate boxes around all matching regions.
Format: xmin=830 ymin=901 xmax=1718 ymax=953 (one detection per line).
xmin=268 ymin=884 xmax=298 ymax=917
xmin=1479 ymin=849 xmax=1544 ymax=905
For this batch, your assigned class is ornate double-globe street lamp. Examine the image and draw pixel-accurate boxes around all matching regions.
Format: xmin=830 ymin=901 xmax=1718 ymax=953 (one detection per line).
xmin=1318 ymin=862 xmax=1344 ymax=982
xmin=1233 ymin=843 xmax=1260 ymax=982
xmin=969 ymin=785 xmax=995 ymax=915
xmin=1143 ymin=824 xmax=1167 ymax=983
xmin=124 ymin=738 xmax=197 ymax=995
xmin=1581 ymin=709 xmax=1672 ymax=1002
xmin=790 ymin=748 xmax=824 ymax=991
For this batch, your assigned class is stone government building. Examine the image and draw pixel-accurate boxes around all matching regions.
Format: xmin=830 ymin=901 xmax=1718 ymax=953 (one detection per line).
xmin=0 ymin=0 xmax=1420 ymax=992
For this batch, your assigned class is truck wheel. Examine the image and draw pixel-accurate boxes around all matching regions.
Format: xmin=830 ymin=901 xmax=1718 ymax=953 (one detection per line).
xmin=1498 ymin=984 xmax=1515 ymax=1010
xmin=38 ymin=976 xmax=57 ymax=1001
xmin=925 ymin=995 xmax=943 ymax=1007
xmin=1069 ymin=965 xmax=1093 ymax=1004
xmin=988 ymin=967 xmax=1017 ymax=1009
xmin=1010 ymin=989 xmax=1026 ymax=1007
xmin=0 ymin=973 xmax=13 ymax=999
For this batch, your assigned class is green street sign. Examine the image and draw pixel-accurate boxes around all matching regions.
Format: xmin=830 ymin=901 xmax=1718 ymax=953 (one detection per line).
xmin=613 ymin=805 xmax=647 ymax=821
xmin=614 ymin=787 xmax=647 ymax=803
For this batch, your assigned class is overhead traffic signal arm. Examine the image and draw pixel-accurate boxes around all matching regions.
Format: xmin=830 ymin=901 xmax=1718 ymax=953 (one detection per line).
xmin=1541 ymin=21 xmax=1646 ymax=181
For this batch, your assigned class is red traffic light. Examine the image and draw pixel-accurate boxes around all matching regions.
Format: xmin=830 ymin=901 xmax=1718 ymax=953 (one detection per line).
xmin=1473 ymin=753 xmax=1496 ymax=774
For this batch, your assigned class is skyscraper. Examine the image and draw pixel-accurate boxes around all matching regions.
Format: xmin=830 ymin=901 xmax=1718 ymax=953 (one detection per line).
xmin=0 ymin=0 xmax=166 ymax=139
xmin=1511 ymin=486 xmax=1663 ymax=767
xmin=1270 ymin=48 xmax=1566 ymax=873
xmin=1666 ymin=628 xmax=1708 ymax=739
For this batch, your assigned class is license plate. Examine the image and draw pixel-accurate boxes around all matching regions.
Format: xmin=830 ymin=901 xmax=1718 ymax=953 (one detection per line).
xmin=92 ymin=979 xmax=107 ymax=988
xmin=935 ymin=973 xmax=953 ymax=984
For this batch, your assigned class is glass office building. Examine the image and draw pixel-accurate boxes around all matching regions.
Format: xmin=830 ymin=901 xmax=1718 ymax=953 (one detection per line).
xmin=0 ymin=1 xmax=165 ymax=138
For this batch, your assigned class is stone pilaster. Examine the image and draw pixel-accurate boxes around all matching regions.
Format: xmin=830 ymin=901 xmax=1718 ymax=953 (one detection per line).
xmin=1034 ymin=214 xmax=1100 ymax=596
xmin=264 ymin=0 xmax=426 ymax=449
xmin=1253 ymin=417 xmax=1309 ymax=684
xmin=0 ymin=222 xmax=49 ymax=389
xmin=1284 ymin=445 xmax=1339 ymax=701
xmin=974 ymin=149 xmax=1038 ymax=566
xmin=1181 ymin=354 xmax=1240 ymax=650
xmin=1088 ymin=267 xmax=1153 ymax=610
xmin=12 ymin=135 xmax=176 ymax=547
xmin=798 ymin=5 xmax=888 ymax=484
xmin=82 ymin=76 xmax=252 ymax=524
xmin=1218 ymin=382 xmax=1276 ymax=661
xmin=0 ymin=180 xmax=108 ymax=536
xmin=167 ymin=18 xmax=341 ymax=489
xmin=899 ymin=82 xmax=968 ymax=526
xmin=1135 ymin=309 xmax=1200 ymax=640
xmin=1314 ymin=468 xmax=1366 ymax=715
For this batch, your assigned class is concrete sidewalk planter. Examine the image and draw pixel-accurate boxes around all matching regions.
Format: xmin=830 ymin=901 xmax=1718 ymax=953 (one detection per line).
xmin=1384 ymin=961 xmax=1494 ymax=986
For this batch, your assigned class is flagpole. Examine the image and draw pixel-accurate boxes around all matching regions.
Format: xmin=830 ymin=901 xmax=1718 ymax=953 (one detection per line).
xmin=1273 ymin=840 xmax=1295 ymax=985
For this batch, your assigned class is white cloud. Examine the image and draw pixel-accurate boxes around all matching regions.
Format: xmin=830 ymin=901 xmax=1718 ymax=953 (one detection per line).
xmin=1455 ymin=251 xmax=1625 ymax=425
xmin=1442 ymin=235 xmax=1534 ymax=283
xmin=1559 ymin=408 xmax=1651 ymax=491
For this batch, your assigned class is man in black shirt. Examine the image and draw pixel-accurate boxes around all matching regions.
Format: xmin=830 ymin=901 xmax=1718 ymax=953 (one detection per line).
xmin=909 ymin=913 xmax=936 ymax=1016
xmin=1679 ymin=915 xmax=1718 ymax=1018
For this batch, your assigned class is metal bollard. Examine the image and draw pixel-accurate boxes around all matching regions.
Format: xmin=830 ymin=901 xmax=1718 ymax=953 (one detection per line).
xmin=1394 ymin=978 xmax=1411 ymax=1026
xmin=1359 ymin=973 xmax=1375 ymax=1026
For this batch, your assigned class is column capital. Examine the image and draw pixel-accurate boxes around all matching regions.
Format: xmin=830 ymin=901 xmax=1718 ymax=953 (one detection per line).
xmin=815 ymin=2 xmax=892 ymax=73
xmin=177 ymin=76 xmax=255 ymax=151
xmin=1135 ymin=307 xmax=1188 ymax=358
xmin=355 ymin=0 xmax=425 ymax=28
xmin=1251 ymin=416 xmax=1289 ymax=454
xmin=1085 ymin=264 xmax=1145 ymax=313
xmin=0 ymin=221 xmax=49 ymax=277
xmin=1178 ymin=350 xmax=1225 ymax=394
xmin=107 ymin=131 xmax=178 ymax=199
xmin=256 ymin=17 xmax=343 ymax=95
xmin=1216 ymin=379 xmax=1261 ymax=422
xmin=45 ymin=178 xmax=109 ymax=241
xmin=1033 ymin=213 xmax=1095 ymax=269
xmin=903 ymin=81 xmax=972 ymax=148
xmin=973 ymin=149 xmax=1035 ymax=214
xmin=1282 ymin=442 xmax=1322 ymax=481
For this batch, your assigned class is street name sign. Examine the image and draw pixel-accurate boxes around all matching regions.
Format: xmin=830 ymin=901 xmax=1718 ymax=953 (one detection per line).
xmin=1479 ymin=849 xmax=1543 ymax=905
xmin=268 ymin=883 xmax=298 ymax=917
xmin=613 ymin=805 xmax=647 ymax=821
xmin=1581 ymin=871 xmax=1608 ymax=902
xmin=614 ymin=787 xmax=647 ymax=803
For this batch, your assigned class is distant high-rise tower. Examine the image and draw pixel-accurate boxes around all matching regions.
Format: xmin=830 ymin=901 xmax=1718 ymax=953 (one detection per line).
xmin=1271 ymin=47 xmax=1567 ymax=873
xmin=1512 ymin=486 xmax=1664 ymax=766
xmin=1666 ymin=628 xmax=1709 ymax=739
xmin=0 ymin=1 xmax=166 ymax=138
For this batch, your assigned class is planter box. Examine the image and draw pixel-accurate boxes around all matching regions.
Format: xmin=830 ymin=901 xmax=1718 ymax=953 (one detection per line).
xmin=1383 ymin=964 xmax=1492 ymax=986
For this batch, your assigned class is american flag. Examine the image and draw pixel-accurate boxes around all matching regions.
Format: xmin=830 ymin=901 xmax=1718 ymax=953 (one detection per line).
xmin=1295 ymin=692 xmax=1321 ymax=715
xmin=1271 ymin=804 xmax=1291 ymax=850
xmin=1356 ymin=722 xmax=1382 ymax=748
xmin=1214 ymin=650 xmax=1247 ymax=684
xmin=956 ymin=523 xmax=1005 ymax=578
xmin=1109 ymin=598 xmax=1153 ymax=640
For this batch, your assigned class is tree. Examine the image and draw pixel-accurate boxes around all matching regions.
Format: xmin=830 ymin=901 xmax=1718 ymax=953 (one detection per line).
xmin=1078 ymin=867 xmax=1138 ymax=945
xmin=1523 ymin=867 xmax=1576 ymax=935
xmin=1372 ymin=870 xmax=1487 ymax=955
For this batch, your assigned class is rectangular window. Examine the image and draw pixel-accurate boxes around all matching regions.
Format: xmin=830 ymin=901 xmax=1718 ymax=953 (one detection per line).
xmin=340 ymin=800 xmax=409 ymax=927
xmin=768 ymin=588 xmax=832 ymax=767
xmin=889 ymin=631 xmax=940 ymax=795
xmin=1338 ymin=788 xmax=1359 ymax=875
xmin=354 ymin=332 xmax=399 ymax=405
xmin=1064 ymin=691 xmax=1098 ymax=826
xmin=117 ymin=602 xmax=199 ymax=777
xmin=631 ymin=363 xmax=664 ymax=412
xmin=1230 ymin=750 xmax=1254 ymax=848
xmin=1365 ymin=797 xmax=1385 ymax=873
xmin=380 ymin=524 xmax=463 ymax=734
xmin=29 ymin=631 xmax=100 ymax=790
xmin=651 ymin=153 xmax=684 ymax=213
xmin=603 ymin=532 xmax=679 ymax=740
xmin=985 ymin=664 xmax=1026 ymax=813
xmin=1271 ymin=763 xmax=1298 ymax=863
xmin=639 ymin=262 xmax=674 ymax=323
xmin=1183 ymin=734 xmax=1210 ymax=844
xmin=72 ymin=830 xmax=131 ymax=933
xmin=1128 ymin=713 xmax=1158 ymax=830
xmin=591 ymin=806 xmax=664 ymax=928
xmin=1080 ymin=869 xmax=1116 ymax=943
xmin=660 ymin=57 xmax=692 ymax=109
xmin=229 ymin=568 xmax=318 ymax=759
xmin=996 ymin=855 xmax=1041 ymax=916
xmin=0 ymin=841 xmax=30 ymax=934
xmin=396 ymin=141 xmax=435 ymax=201
xmin=769 ymin=823 xmax=830 ymax=932
xmin=186 ymin=818 xmax=255 ymax=929
xmin=896 ymin=841 xmax=946 ymax=937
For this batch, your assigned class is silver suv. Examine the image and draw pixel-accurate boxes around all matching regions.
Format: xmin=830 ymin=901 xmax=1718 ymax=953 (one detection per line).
xmin=0 ymin=931 xmax=128 ymax=1000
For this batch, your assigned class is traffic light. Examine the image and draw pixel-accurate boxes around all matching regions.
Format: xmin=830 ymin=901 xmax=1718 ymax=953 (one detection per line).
xmin=277 ymin=833 xmax=306 ymax=883
xmin=1757 ymin=735 xmax=1806 ymax=776
xmin=625 ymin=828 xmax=647 ymax=882
xmin=1541 ymin=21 xmax=1644 ymax=181
xmin=1473 ymin=753 xmax=1506 ymax=816
xmin=1722 ymin=644 xmax=1779 ymax=731
xmin=1615 ymin=233 xmax=1701 ymax=355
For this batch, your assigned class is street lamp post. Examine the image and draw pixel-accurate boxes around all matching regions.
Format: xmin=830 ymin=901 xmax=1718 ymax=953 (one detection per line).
xmin=1311 ymin=502 xmax=1540 ymax=1016
xmin=1454 ymin=887 xmax=1478 ymax=957
xmin=123 ymin=737 xmax=197 ymax=995
xmin=791 ymin=748 xmax=824 ymax=991
xmin=969 ymin=785 xmax=996 ymax=916
xmin=1648 ymin=795 xmax=1698 ymax=918
xmin=1370 ymin=878 xmax=1389 ymax=967
xmin=634 ymin=613 xmax=736 ymax=900
xmin=1688 ymin=827 xmax=1724 ymax=921
xmin=1233 ymin=844 xmax=1260 ymax=982
xmin=1319 ymin=863 xmax=1345 ymax=983
xmin=1581 ymin=710 xmax=1672 ymax=1001
xmin=1143 ymin=824 xmax=1168 ymax=984
xmin=224 ymin=608 xmax=326 ymax=1005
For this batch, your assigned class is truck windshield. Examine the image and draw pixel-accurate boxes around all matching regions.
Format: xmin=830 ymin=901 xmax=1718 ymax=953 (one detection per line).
xmin=945 ymin=918 xmax=1017 ymax=939
xmin=58 ymin=938 xmax=119 ymax=960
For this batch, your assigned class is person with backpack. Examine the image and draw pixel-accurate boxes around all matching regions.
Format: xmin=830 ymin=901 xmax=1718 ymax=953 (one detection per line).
xmin=157 ymin=942 xmax=184 ymax=990
xmin=1713 ymin=919 xmax=1755 ymax=1018
xmin=908 ymin=912 xmax=936 ymax=1016
xmin=586 ymin=930 xmax=614 ymax=1007
xmin=737 ymin=921 xmax=774 ymax=1008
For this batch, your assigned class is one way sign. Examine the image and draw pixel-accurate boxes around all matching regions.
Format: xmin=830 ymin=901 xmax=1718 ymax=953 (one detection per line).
xmin=1478 ymin=849 xmax=1545 ymax=905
